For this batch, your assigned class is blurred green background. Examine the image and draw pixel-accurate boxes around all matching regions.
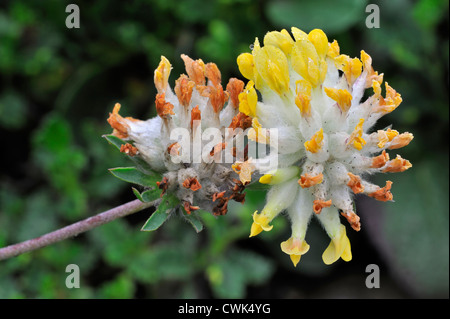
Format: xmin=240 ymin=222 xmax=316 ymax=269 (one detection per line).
xmin=0 ymin=0 xmax=448 ymax=298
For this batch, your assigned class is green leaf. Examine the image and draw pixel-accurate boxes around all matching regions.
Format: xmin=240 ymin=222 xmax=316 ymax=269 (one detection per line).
xmin=129 ymin=244 xmax=195 ymax=284
xmin=103 ymin=134 xmax=124 ymax=151
xmin=208 ymin=249 xmax=275 ymax=298
xmin=0 ymin=91 xmax=28 ymax=129
xmin=103 ymin=134 xmax=158 ymax=173
xmin=109 ymin=167 xmax=161 ymax=188
xmin=99 ymin=273 xmax=135 ymax=298
xmin=140 ymin=210 xmax=168 ymax=232
xmin=412 ymin=0 xmax=449 ymax=30
xmin=183 ymin=212 xmax=204 ymax=233
xmin=132 ymin=187 xmax=161 ymax=203
xmin=141 ymin=195 xmax=179 ymax=231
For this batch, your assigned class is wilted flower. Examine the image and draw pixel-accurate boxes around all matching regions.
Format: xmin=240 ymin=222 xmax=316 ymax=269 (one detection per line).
xmin=237 ymin=27 xmax=413 ymax=266
xmin=107 ymin=55 xmax=251 ymax=219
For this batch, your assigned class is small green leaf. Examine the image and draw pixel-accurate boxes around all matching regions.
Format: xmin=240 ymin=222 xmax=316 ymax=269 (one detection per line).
xmin=183 ymin=212 xmax=204 ymax=233
xmin=109 ymin=167 xmax=161 ymax=187
xmin=103 ymin=134 xmax=156 ymax=172
xmin=103 ymin=134 xmax=124 ymax=151
xmin=132 ymin=187 xmax=145 ymax=202
xmin=141 ymin=195 xmax=179 ymax=231
xmin=141 ymin=210 xmax=169 ymax=232
xmin=132 ymin=187 xmax=161 ymax=203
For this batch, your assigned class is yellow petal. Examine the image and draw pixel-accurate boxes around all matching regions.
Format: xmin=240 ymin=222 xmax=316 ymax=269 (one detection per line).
xmin=335 ymin=54 xmax=362 ymax=86
xmin=291 ymin=27 xmax=308 ymax=41
xmin=290 ymin=254 xmax=301 ymax=267
xmin=291 ymin=40 xmax=319 ymax=86
xmin=248 ymin=118 xmax=270 ymax=144
xmin=322 ymin=225 xmax=352 ymax=265
xmin=377 ymin=128 xmax=399 ymax=148
xmin=324 ymin=87 xmax=353 ymax=113
xmin=304 ymin=128 xmax=324 ymax=153
xmin=327 ymin=40 xmax=340 ymax=59
xmin=385 ymin=82 xmax=402 ymax=107
xmin=308 ymin=29 xmax=328 ymax=59
xmin=264 ymin=30 xmax=294 ymax=56
xmin=237 ymin=53 xmax=255 ymax=81
xmin=347 ymin=119 xmax=366 ymax=150
xmin=280 ymin=237 xmax=310 ymax=255
xmin=249 ymin=222 xmax=263 ymax=237
xmin=260 ymin=167 xmax=300 ymax=185
xmin=259 ymin=174 xmax=273 ymax=184
xmin=281 ymin=237 xmax=310 ymax=267
xmin=291 ymin=39 xmax=327 ymax=87
xmin=295 ymin=80 xmax=312 ymax=117
xmin=341 ymin=236 xmax=352 ymax=262
xmin=372 ymin=80 xmax=382 ymax=98
xmin=254 ymin=45 xmax=291 ymax=95
xmin=154 ymin=56 xmax=172 ymax=93
xmin=249 ymin=211 xmax=273 ymax=238
xmin=253 ymin=211 xmax=273 ymax=232
xmin=238 ymin=81 xmax=257 ymax=117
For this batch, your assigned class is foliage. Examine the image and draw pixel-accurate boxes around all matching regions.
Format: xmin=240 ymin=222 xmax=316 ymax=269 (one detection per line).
xmin=0 ymin=0 xmax=448 ymax=298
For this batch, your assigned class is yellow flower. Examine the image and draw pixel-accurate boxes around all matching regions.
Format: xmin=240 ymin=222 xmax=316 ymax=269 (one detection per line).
xmin=348 ymin=119 xmax=366 ymax=150
xmin=322 ymin=225 xmax=352 ymax=265
xmin=238 ymin=81 xmax=257 ymax=117
xmin=249 ymin=210 xmax=274 ymax=237
xmin=280 ymin=237 xmax=310 ymax=267
xmin=304 ymin=128 xmax=324 ymax=153
xmin=236 ymin=26 xmax=413 ymax=267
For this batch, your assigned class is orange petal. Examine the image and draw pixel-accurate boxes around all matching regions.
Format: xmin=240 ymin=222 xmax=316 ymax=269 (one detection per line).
xmin=228 ymin=112 xmax=253 ymax=130
xmin=155 ymin=93 xmax=175 ymax=118
xmin=313 ymin=199 xmax=332 ymax=214
xmin=226 ymin=78 xmax=245 ymax=109
xmin=388 ymin=132 xmax=414 ymax=150
xmin=181 ymin=54 xmax=205 ymax=85
xmin=183 ymin=201 xmax=200 ymax=215
xmin=120 ymin=143 xmax=138 ymax=156
xmin=190 ymin=105 xmax=201 ymax=129
xmin=182 ymin=177 xmax=202 ymax=191
xmin=341 ymin=210 xmax=361 ymax=231
xmin=174 ymin=74 xmax=195 ymax=107
xmin=383 ymin=155 xmax=412 ymax=173
xmin=298 ymin=173 xmax=323 ymax=188
xmin=210 ymin=142 xmax=227 ymax=157
xmin=205 ymin=62 xmax=222 ymax=87
xmin=347 ymin=172 xmax=364 ymax=194
xmin=167 ymin=142 xmax=181 ymax=156
xmin=107 ymin=103 xmax=130 ymax=139
xmin=368 ymin=181 xmax=393 ymax=202
xmin=371 ymin=150 xmax=390 ymax=168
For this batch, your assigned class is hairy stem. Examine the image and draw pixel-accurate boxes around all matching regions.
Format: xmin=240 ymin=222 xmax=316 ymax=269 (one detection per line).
xmin=0 ymin=199 xmax=158 ymax=261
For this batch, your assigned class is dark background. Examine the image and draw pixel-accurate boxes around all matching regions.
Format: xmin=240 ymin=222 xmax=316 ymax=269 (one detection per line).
xmin=0 ymin=0 xmax=448 ymax=298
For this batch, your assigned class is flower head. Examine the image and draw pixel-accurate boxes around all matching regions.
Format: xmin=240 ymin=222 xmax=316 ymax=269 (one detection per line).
xmin=237 ymin=27 xmax=413 ymax=266
xmin=107 ymin=55 xmax=250 ymax=217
